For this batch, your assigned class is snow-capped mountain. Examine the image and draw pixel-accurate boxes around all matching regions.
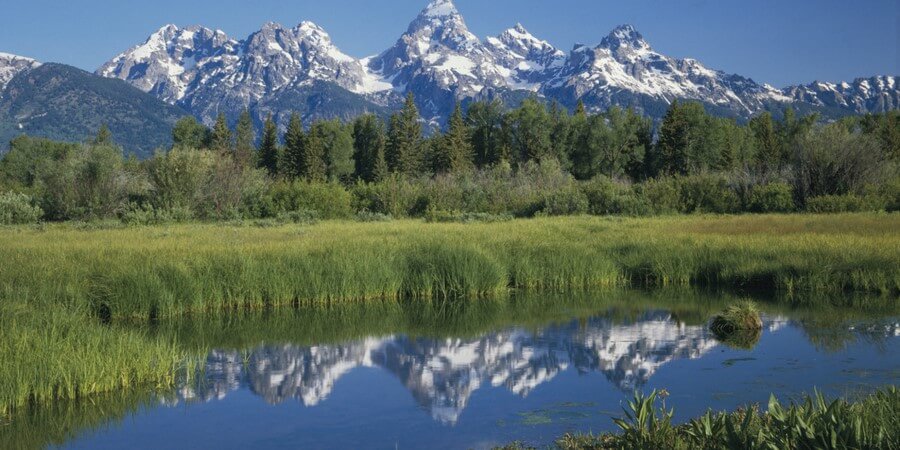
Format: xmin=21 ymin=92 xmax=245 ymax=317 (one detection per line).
xmin=0 ymin=52 xmax=41 ymax=91
xmin=782 ymin=76 xmax=899 ymax=114
xmin=485 ymin=24 xmax=567 ymax=90
xmin=95 ymin=0 xmax=898 ymax=128
xmin=365 ymin=0 xmax=517 ymax=120
xmin=542 ymin=25 xmax=791 ymax=116
xmin=99 ymin=22 xmax=391 ymax=126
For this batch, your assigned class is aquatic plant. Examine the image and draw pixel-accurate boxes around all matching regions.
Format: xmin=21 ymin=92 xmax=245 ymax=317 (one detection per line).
xmin=551 ymin=387 xmax=900 ymax=450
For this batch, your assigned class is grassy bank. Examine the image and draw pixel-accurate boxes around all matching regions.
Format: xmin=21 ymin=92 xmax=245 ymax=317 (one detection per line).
xmin=2 ymin=214 xmax=898 ymax=322
xmin=511 ymin=388 xmax=900 ymax=450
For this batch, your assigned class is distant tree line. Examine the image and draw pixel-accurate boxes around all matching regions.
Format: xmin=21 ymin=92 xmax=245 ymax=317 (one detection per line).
xmin=0 ymin=92 xmax=897 ymax=225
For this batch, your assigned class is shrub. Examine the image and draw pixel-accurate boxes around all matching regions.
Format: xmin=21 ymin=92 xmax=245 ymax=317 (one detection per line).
xmin=634 ymin=177 xmax=680 ymax=215
xmin=805 ymin=194 xmax=885 ymax=213
xmin=581 ymin=177 xmax=650 ymax=216
xmin=0 ymin=192 xmax=43 ymax=225
xmin=262 ymin=181 xmax=353 ymax=219
xmin=747 ymin=182 xmax=795 ymax=213
xmin=792 ymin=125 xmax=889 ymax=205
xmin=539 ymin=185 xmax=589 ymax=216
xmin=119 ymin=203 xmax=185 ymax=226
xmin=351 ymin=176 xmax=425 ymax=218
xmin=677 ymin=174 xmax=741 ymax=213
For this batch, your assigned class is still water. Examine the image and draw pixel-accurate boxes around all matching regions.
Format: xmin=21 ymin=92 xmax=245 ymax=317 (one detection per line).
xmin=46 ymin=294 xmax=900 ymax=449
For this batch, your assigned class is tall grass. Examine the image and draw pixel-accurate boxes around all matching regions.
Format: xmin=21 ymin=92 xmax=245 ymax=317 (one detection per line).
xmin=1 ymin=214 xmax=896 ymax=321
xmin=0 ymin=300 xmax=184 ymax=418
xmin=550 ymin=388 xmax=900 ymax=450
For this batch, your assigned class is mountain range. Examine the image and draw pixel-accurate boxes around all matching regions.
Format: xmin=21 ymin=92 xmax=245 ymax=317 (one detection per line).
xmin=1 ymin=0 xmax=898 ymax=155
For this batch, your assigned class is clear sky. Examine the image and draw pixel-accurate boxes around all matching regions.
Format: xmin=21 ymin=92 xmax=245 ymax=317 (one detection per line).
xmin=1 ymin=0 xmax=897 ymax=87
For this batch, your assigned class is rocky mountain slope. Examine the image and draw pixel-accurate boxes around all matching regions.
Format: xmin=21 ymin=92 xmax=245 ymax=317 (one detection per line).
xmin=0 ymin=61 xmax=188 ymax=156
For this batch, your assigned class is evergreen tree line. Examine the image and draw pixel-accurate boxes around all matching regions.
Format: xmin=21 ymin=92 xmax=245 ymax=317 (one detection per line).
xmin=1 ymin=92 xmax=898 ymax=225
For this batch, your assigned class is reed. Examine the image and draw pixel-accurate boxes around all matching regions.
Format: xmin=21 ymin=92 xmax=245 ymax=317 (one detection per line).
xmin=0 ymin=214 xmax=896 ymax=322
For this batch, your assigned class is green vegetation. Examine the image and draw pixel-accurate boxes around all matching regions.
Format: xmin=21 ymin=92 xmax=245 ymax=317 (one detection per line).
xmin=710 ymin=301 xmax=763 ymax=333
xmin=2 ymin=215 xmax=897 ymax=323
xmin=532 ymin=388 xmax=900 ymax=450
xmin=2 ymin=100 xmax=897 ymax=224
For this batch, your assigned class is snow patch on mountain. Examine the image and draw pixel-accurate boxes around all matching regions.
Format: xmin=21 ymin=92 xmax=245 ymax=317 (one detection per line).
xmin=0 ymin=52 xmax=42 ymax=91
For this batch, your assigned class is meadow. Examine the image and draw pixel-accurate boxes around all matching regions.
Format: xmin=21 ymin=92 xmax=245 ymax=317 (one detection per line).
xmin=0 ymin=213 xmax=898 ymax=421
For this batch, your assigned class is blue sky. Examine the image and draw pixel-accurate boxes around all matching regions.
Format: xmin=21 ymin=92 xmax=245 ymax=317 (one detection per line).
xmin=1 ymin=0 xmax=897 ymax=87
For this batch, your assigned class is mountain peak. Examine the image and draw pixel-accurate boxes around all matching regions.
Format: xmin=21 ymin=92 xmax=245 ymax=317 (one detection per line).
xmin=601 ymin=24 xmax=649 ymax=49
xmin=420 ymin=0 xmax=458 ymax=18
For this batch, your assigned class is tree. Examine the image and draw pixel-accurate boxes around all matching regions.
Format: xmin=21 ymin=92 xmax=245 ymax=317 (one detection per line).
xmin=282 ymin=113 xmax=306 ymax=179
xmin=749 ymin=112 xmax=782 ymax=172
xmin=210 ymin=112 xmax=234 ymax=154
xmin=386 ymin=93 xmax=424 ymax=176
xmin=234 ymin=110 xmax=255 ymax=167
xmin=92 ymin=124 xmax=113 ymax=146
xmin=257 ymin=115 xmax=280 ymax=176
xmin=172 ymin=116 xmax=210 ymax=149
xmin=302 ymin=123 xmax=327 ymax=182
xmin=314 ymin=119 xmax=354 ymax=182
xmin=548 ymin=102 xmax=572 ymax=168
xmin=503 ymin=97 xmax=552 ymax=164
xmin=352 ymin=114 xmax=388 ymax=182
xmin=434 ymin=103 xmax=473 ymax=173
xmin=465 ymin=99 xmax=506 ymax=167
xmin=652 ymin=101 xmax=709 ymax=175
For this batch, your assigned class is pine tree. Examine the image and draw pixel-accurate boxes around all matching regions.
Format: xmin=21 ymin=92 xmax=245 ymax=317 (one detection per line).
xmin=654 ymin=100 xmax=707 ymax=175
xmin=387 ymin=93 xmax=424 ymax=176
xmin=234 ymin=110 xmax=255 ymax=167
xmin=282 ymin=113 xmax=306 ymax=179
xmin=435 ymin=102 xmax=473 ymax=173
xmin=466 ymin=99 xmax=505 ymax=167
xmin=211 ymin=112 xmax=233 ymax=154
xmin=92 ymin=124 xmax=113 ymax=146
xmin=352 ymin=114 xmax=388 ymax=182
xmin=749 ymin=112 xmax=781 ymax=171
xmin=303 ymin=123 xmax=327 ymax=182
xmin=257 ymin=115 xmax=280 ymax=176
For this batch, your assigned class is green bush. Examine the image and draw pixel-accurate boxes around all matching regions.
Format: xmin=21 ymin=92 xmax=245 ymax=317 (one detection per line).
xmin=351 ymin=176 xmax=425 ymax=218
xmin=805 ymin=194 xmax=885 ymax=213
xmin=262 ymin=181 xmax=353 ymax=219
xmin=539 ymin=185 xmax=589 ymax=216
xmin=634 ymin=177 xmax=680 ymax=215
xmin=581 ymin=177 xmax=651 ymax=216
xmin=677 ymin=174 xmax=741 ymax=213
xmin=747 ymin=182 xmax=795 ymax=213
xmin=118 ymin=203 xmax=194 ymax=226
xmin=0 ymin=192 xmax=43 ymax=225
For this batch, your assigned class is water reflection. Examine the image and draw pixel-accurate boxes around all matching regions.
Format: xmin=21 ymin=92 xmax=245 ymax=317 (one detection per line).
xmin=176 ymin=312 xmax=801 ymax=424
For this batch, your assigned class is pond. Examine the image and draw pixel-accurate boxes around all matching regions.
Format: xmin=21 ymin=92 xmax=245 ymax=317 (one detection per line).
xmin=24 ymin=292 xmax=900 ymax=449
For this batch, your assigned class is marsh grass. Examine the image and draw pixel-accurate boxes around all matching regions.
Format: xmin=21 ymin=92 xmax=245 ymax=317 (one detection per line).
xmin=2 ymin=214 xmax=896 ymax=322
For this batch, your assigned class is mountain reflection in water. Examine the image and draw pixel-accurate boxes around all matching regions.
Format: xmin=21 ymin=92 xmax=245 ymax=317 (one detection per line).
xmin=175 ymin=311 xmax=793 ymax=424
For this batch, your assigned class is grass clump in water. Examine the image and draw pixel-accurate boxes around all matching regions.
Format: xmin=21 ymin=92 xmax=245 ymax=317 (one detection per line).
xmin=710 ymin=301 xmax=763 ymax=335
